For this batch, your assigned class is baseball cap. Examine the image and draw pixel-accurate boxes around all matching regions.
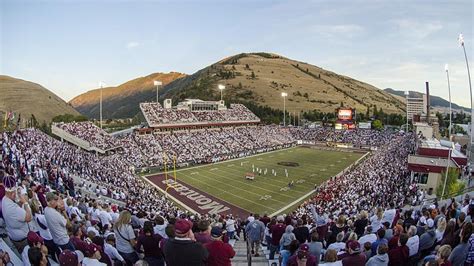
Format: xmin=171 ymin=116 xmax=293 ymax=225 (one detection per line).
xmin=297 ymin=244 xmax=309 ymax=259
xmin=210 ymin=226 xmax=223 ymax=238
xmin=27 ymin=231 xmax=44 ymax=245
xmin=348 ymin=240 xmax=361 ymax=253
xmin=59 ymin=250 xmax=78 ymax=266
xmin=85 ymin=243 xmax=101 ymax=257
xmin=175 ymin=219 xmax=193 ymax=234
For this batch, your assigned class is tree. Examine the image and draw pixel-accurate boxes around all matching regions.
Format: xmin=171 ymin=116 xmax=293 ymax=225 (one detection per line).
xmin=371 ymin=119 xmax=383 ymax=130
xmin=245 ymin=64 xmax=250 ymax=69
xmin=437 ymin=168 xmax=464 ymax=199
xmin=251 ymin=71 xmax=256 ymax=79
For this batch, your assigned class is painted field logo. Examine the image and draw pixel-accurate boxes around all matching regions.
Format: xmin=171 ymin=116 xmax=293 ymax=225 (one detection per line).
xmin=162 ymin=179 xmax=230 ymax=215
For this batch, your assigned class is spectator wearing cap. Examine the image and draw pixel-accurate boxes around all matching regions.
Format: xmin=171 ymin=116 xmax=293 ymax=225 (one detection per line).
xmin=287 ymin=243 xmax=318 ymax=266
xmin=245 ymin=214 xmax=265 ymax=257
xmin=22 ymin=231 xmax=46 ymax=266
xmin=113 ymin=210 xmax=139 ymax=266
xmin=163 ymin=218 xmax=208 ymax=266
xmin=366 ymin=243 xmax=389 ymax=266
xmin=82 ymin=243 xmax=106 ymax=266
xmin=136 ymin=221 xmax=164 ymax=266
xmin=269 ymin=215 xmax=286 ymax=260
xmin=204 ymin=226 xmax=235 ymax=266
xmin=419 ymin=218 xmax=437 ymax=257
xmin=371 ymin=228 xmax=388 ymax=257
xmin=341 ymin=241 xmax=366 ymax=266
xmin=44 ymin=192 xmax=74 ymax=251
xmin=59 ymin=249 xmax=81 ymax=266
xmin=28 ymin=246 xmax=48 ymax=266
xmin=194 ymin=219 xmax=212 ymax=245
xmin=2 ymin=175 xmax=32 ymax=253
xmin=388 ymin=233 xmax=409 ymax=266
xmin=104 ymin=233 xmax=125 ymax=266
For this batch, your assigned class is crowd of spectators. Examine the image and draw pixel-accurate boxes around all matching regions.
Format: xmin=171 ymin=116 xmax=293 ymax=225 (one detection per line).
xmin=3 ymin=120 xmax=474 ymax=265
xmin=55 ymin=122 xmax=121 ymax=151
xmin=139 ymin=103 xmax=259 ymax=126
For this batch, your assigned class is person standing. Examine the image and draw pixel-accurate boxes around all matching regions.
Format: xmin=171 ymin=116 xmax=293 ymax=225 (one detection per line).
xmin=44 ymin=192 xmax=74 ymax=251
xmin=114 ymin=210 xmax=138 ymax=266
xmin=2 ymin=175 xmax=32 ymax=253
xmin=163 ymin=219 xmax=208 ymax=266
xmin=245 ymin=214 xmax=265 ymax=257
xmin=204 ymin=227 xmax=235 ymax=266
xmin=135 ymin=221 xmax=164 ymax=266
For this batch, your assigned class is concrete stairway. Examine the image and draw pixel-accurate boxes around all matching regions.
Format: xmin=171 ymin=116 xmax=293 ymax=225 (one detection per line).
xmin=230 ymin=239 xmax=278 ymax=266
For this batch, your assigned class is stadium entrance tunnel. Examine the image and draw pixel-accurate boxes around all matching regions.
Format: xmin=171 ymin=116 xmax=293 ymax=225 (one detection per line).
xmin=277 ymin=162 xmax=300 ymax=167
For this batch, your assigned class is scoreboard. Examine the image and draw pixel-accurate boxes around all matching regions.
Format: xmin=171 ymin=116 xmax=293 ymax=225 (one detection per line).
xmin=337 ymin=108 xmax=356 ymax=121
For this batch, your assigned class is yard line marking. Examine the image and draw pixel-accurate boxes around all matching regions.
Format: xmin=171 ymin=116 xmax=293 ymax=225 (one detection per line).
xmin=257 ymin=158 xmax=263 ymax=161
xmin=309 ymin=174 xmax=317 ymax=177
xmin=190 ymin=172 xmax=199 ymax=175
xmin=210 ymin=168 xmax=219 ymax=171
xmin=180 ymin=172 xmax=278 ymax=210
xmin=227 ymin=164 xmax=234 ymax=167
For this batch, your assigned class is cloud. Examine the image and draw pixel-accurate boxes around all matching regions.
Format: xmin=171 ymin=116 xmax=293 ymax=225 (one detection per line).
xmin=126 ymin=41 xmax=140 ymax=49
xmin=311 ymin=24 xmax=365 ymax=39
xmin=392 ymin=19 xmax=443 ymax=40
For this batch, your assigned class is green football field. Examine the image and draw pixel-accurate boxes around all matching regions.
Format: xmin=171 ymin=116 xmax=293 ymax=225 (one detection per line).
xmin=171 ymin=146 xmax=366 ymax=215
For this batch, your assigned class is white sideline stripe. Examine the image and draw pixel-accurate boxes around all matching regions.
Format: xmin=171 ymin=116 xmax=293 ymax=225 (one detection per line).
xmin=139 ymin=176 xmax=198 ymax=214
xmin=270 ymin=151 xmax=370 ymax=216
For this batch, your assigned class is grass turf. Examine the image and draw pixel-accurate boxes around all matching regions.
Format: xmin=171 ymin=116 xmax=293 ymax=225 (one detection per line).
xmin=167 ymin=146 xmax=365 ymax=215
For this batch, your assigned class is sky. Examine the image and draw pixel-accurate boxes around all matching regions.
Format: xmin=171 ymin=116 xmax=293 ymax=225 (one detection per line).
xmin=1 ymin=0 xmax=473 ymax=107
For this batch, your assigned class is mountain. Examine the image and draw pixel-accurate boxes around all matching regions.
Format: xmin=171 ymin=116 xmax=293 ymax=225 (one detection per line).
xmin=70 ymin=72 xmax=187 ymax=119
xmin=384 ymin=88 xmax=470 ymax=113
xmin=71 ymin=53 xmax=406 ymax=119
xmin=0 ymin=75 xmax=81 ymax=123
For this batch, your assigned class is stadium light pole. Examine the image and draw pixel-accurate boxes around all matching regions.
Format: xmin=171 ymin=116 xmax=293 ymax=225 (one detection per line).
xmin=154 ymin=80 xmax=162 ymax=105
xmin=99 ymin=81 xmax=105 ymax=129
xmin=459 ymin=33 xmax=473 ymax=163
xmin=442 ymin=147 xmax=452 ymax=200
xmin=282 ymin=92 xmax=288 ymax=127
xmin=218 ymin=84 xmax=225 ymax=101
xmin=404 ymin=90 xmax=409 ymax=132
xmin=445 ymin=64 xmax=452 ymax=139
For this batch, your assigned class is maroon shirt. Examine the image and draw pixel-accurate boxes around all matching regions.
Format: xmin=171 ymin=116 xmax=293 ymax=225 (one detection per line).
xmin=342 ymin=253 xmax=366 ymax=266
xmin=195 ymin=232 xmax=212 ymax=245
xmin=287 ymin=254 xmax=318 ymax=266
xmin=388 ymin=245 xmax=409 ymax=266
xmin=204 ymin=240 xmax=235 ymax=266
xmin=270 ymin=223 xmax=286 ymax=246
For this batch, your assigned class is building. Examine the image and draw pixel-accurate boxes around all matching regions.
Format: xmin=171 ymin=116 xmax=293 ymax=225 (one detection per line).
xmin=407 ymin=94 xmax=427 ymax=120
xmin=408 ymin=134 xmax=468 ymax=196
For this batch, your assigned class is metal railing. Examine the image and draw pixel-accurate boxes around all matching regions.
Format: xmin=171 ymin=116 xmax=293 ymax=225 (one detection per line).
xmin=246 ymin=234 xmax=252 ymax=266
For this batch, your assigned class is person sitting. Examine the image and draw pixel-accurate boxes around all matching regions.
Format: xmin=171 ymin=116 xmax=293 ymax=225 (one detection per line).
xmin=22 ymin=231 xmax=46 ymax=266
xmin=28 ymin=246 xmax=48 ymax=266
xmin=287 ymin=243 xmax=318 ymax=266
xmin=82 ymin=243 xmax=106 ymax=266
xmin=366 ymin=243 xmax=389 ymax=266
xmin=341 ymin=241 xmax=366 ymax=266
xmin=104 ymin=234 xmax=125 ymax=266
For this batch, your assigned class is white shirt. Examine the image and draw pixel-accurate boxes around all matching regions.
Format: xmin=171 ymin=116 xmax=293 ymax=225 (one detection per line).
xmin=35 ymin=214 xmax=53 ymax=240
xmin=21 ymin=245 xmax=31 ymax=266
xmin=327 ymin=242 xmax=346 ymax=253
xmin=82 ymin=257 xmax=106 ymax=266
xmin=2 ymin=197 xmax=28 ymax=241
xmin=406 ymin=235 xmax=419 ymax=257
xmin=98 ymin=210 xmax=112 ymax=227
xmin=358 ymin=233 xmax=377 ymax=245
xmin=104 ymin=243 xmax=124 ymax=262
xmin=382 ymin=209 xmax=396 ymax=227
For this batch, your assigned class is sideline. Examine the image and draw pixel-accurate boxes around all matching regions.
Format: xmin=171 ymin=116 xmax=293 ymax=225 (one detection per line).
xmin=139 ymin=175 xmax=198 ymax=214
xmin=269 ymin=151 xmax=370 ymax=216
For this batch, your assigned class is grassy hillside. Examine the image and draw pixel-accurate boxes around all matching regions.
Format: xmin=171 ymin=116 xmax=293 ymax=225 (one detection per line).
xmin=161 ymin=53 xmax=405 ymax=115
xmin=70 ymin=72 xmax=186 ymax=119
xmin=0 ymin=75 xmax=80 ymax=124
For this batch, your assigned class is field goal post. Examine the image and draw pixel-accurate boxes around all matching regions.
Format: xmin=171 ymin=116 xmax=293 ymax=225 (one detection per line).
xmin=163 ymin=152 xmax=178 ymax=193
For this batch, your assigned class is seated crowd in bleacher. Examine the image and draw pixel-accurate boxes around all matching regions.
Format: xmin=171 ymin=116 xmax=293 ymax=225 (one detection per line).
xmin=1 ymin=123 xmax=473 ymax=265
xmin=55 ymin=122 xmax=120 ymax=151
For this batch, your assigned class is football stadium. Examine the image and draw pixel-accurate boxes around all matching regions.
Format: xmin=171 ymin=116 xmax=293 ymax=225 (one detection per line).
xmin=1 ymin=2 xmax=473 ymax=266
